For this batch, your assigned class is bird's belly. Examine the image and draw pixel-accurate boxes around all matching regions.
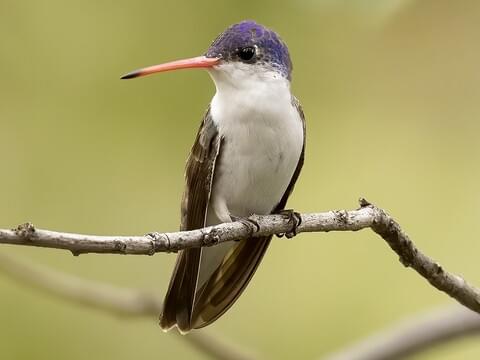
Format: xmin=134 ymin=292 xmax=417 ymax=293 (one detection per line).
xmin=208 ymin=117 xmax=303 ymax=223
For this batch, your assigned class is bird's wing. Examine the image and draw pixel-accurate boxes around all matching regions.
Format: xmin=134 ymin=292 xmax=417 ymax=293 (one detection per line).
xmin=274 ymin=96 xmax=306 ymax=212
xmin=160 ymin=106 xmax=222 ymax=332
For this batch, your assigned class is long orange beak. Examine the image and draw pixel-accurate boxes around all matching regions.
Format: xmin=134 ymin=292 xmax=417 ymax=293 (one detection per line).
xmin=121 ymin=56 xmax=220 ymax=79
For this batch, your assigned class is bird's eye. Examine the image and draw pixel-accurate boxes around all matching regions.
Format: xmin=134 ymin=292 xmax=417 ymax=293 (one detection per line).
xmin=237 ymin=46 xmax=256 ymax=61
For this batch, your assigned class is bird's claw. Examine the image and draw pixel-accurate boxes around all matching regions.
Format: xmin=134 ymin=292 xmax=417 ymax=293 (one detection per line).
xmin=231 ymin=215 xmax=260 ymax=240
xmin=276 ymin=209 xmax=302 ymax=239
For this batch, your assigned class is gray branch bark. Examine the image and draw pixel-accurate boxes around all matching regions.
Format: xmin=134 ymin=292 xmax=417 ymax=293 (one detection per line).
xmin=1 ymin=199 xmax=480 ymax=315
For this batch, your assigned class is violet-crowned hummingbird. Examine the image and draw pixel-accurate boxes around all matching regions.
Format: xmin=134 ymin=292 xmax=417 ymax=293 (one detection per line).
xmin=122 ymin=20 xmax=305 ymax=333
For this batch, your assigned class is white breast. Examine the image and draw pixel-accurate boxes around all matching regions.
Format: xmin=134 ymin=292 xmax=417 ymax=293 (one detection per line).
xmin=206 ymin=63 xmax=304 ymax=224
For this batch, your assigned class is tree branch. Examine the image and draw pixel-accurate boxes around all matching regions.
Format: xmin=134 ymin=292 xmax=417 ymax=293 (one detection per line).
xmin=0 ymin=206 xmax=375 ymax=255
xmin=1 ymin=199 xmax=480 ymax=315
xmin=322 ymin=306 xmax=480 ymax=360
xmin=0 ymin=253 xmax=259 ymax=360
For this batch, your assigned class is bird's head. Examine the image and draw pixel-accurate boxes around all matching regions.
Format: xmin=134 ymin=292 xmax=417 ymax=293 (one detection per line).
xmin=121 ymin=21 xmax=292 ymax=87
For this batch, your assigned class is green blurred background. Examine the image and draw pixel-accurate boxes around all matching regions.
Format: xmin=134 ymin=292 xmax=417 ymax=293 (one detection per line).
xmin=1 ymin=0 xmax=479 ymax=359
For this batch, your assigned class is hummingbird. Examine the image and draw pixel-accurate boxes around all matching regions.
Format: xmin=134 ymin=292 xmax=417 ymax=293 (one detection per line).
xmin=122 ymin=20 xmax=305 ymax=333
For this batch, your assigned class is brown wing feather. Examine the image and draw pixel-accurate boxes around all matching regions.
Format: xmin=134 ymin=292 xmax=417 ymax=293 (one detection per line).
xmin=160 ymin=106 xmax=221 ymax=332
xmin=274 ymin=97 xmax=306 ymax=212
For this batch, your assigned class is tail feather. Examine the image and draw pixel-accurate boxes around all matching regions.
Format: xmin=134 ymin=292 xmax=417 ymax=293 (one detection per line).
xmin=159 ymin=248 xmax=201 ymax=332
xmin=160 ymin=236 xmax=271 ymax=332
xmin=192 ymin=236 xmax=271 ymax=328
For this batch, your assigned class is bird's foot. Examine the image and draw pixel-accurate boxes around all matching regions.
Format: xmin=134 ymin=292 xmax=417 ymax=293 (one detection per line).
xmin=276 ymin=209 xmax=302 ymax=239
xmin=230 ymin=215 xmax=260 ymax=240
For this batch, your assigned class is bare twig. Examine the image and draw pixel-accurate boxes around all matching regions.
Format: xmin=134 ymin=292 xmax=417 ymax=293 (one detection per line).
xmin=1 ymin=199 xmax=479 ymax=316
xmin=322 ymin=306 xmax=480 ymax=360
xmin=0 ymin=253 xmax=258 ymax=360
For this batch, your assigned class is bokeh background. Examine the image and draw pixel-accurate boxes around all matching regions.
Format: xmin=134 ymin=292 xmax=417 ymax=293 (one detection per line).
xmin=1 ymin=0 xmax=479 ymax=359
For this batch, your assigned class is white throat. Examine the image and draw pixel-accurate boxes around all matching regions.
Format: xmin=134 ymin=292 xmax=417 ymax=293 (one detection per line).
xmin=208 ymin=62 xmax=294 ymax=132
xmin=208 ymin=62 xmax=289 ymax=103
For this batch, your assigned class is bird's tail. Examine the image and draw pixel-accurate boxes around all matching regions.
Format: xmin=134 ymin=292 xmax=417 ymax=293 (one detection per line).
xmin=160 ymin=236 xmax=271 ymax=333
